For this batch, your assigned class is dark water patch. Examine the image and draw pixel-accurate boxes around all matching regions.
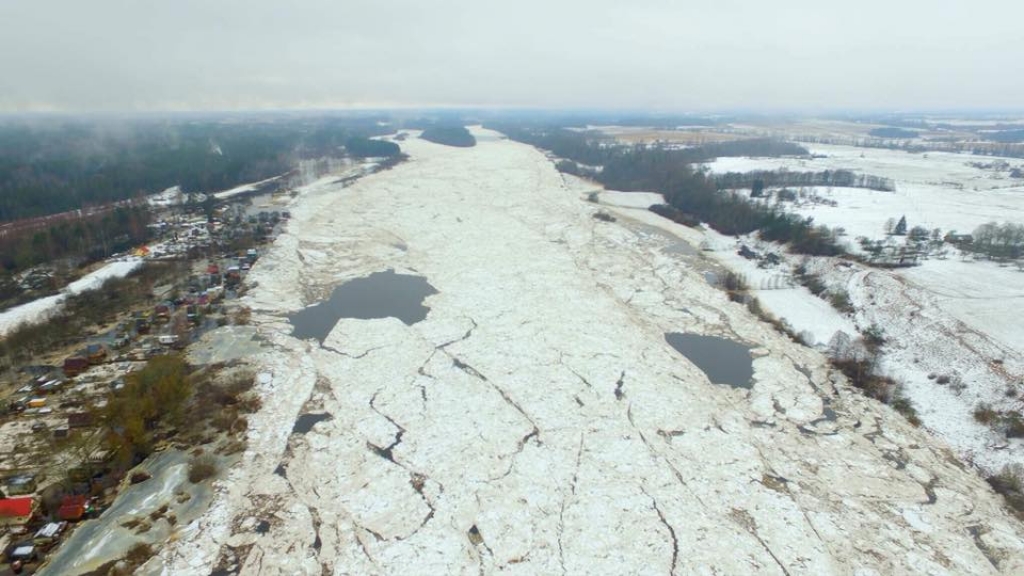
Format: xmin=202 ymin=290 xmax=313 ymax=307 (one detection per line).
xmin=292 ymin=412 xmax=333 ymax=435
xmin=703 ymin=272 xmax=718 ymax=286
xmin=255 ymin=520 xmax=271 ymax=534
xmin=289 ymin=269 xmax=438 ymax=342
xmin=665 ymin=333 xmax=754 ymax=389
xmin=274 ymin=463 xmax=287 ymax=478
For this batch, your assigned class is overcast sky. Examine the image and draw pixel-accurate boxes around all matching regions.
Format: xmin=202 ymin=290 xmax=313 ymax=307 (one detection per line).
xmin=1 ymin=0 xmax=1021 ymax=113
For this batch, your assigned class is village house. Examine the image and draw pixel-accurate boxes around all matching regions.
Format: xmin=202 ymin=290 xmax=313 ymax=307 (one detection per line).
xmin=0 ymin=496 xmax=36 ymax=526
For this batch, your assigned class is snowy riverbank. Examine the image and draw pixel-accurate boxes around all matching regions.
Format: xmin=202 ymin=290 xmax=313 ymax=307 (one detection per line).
xmin=0 ymin=257 xmax=143 ymax=337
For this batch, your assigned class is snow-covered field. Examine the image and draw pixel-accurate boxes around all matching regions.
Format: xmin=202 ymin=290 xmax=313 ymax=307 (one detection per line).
xmin=706 ymin=144 xmax=1024 ymax=193
xmin=214 ymin=174 xmax=288 ymax=200
xmin=708 ymin=144 xmax=1024 ymax=244
xmin=700 ymin=144 xmax=1024 ymax=473
xmin=592 ymin=190 xmax=664 ymax=209
xmin=0 ymin=257 xmax=143 ymax=336
xmin=152 ymin=130 xmax=1024 ymax=575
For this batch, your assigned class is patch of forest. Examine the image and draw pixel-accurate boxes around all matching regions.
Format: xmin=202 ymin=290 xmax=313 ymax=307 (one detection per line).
xmin=868 ymin=127 xmax=919 ymax=139
xmin=988 ymin=130 xmax=1024 ymax=144
xmin=0 ymin=115 xmax=396 ymax=222
xmin=420 ymin=126 xmax=477 ymax=147
xmin=715 ymin=169 xmax=895 ymax=192
xmin=0 ymin=204 xmax=152 ymax=272
xmin=344 ymin=136 xmax=403 ymax=158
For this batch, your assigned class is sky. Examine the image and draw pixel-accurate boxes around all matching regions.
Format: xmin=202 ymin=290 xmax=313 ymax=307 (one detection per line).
xmin=1 ymin=0 xmax=1022 ymax=113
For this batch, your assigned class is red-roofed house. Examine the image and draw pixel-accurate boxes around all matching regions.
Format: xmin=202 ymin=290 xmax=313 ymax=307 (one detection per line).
xmin=0 ymin=496 xmax=36 ymax=525
xmin=58 ymin=495 xmax=89 ymax=521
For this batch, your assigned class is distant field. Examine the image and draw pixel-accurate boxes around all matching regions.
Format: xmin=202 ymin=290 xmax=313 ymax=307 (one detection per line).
xmin=590 ymin=125 xmax=749 ymax=144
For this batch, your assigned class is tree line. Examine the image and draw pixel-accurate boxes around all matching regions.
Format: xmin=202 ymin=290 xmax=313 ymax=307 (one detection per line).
xmin=967 ymin=221 xmax=1024 ymax=260
xmin=420 ymin=126 xmax=477 ymax=147
xmin=790 ymin=133 xmax=1024 ymax=159
xmin=715 ymin=169 xmax=895 ymax=192
xmin=0 ymin=204 xmax=152 ymax=272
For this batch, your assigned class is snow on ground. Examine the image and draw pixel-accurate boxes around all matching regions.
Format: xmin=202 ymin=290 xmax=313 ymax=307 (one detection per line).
xmin=596 ymin=203 xmax=858 ymax=350
xmin=899 ymin=257 xmax=1024 ymax=352
xmin=0 ymin=257 xmax=143 ymax=336
xmin=148 ymin=186 xmax=185 ymax=207
xmin=700 ymin=230 xmax=858 ymax=348
xmin=707 ymin=144 xmax=1024 ymax=247
xmin=152 ymin=129 xmax=1024 ymax=575
xmin=705 ymin=144 xmax=1024 ymax=193
xmin=785 ymin=184 xmax=1024 ymax=244
xmin=702 ymin=144 xmax=1024 ymax=472
xmin=214 ymin=174 xmax=287 ymax=200
xmin=802 ymin=256 xmax=1024 ymax=473
xmin=593 ymin=190 xmax=664 ymax=209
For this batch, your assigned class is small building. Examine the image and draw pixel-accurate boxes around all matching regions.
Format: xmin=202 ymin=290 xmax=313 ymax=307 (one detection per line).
xmin=37 ymin=379 xmax=62 ymax=393
xmin=8 ymin=544 xmax=37 ymax=563
xmin=57 ymin=495 xmax=90 ymax=522
xmin=5 ymin=475 xmax=37 ymax=496
xmin=68 ymin=412 xmax=94 ymax=429
xmin=63 ymin=357 xmax=90 ymax=377
xmin=0 ymin=496 xmax=36 ymax=526
xmin=85 ymin=344 xmax=107 ymax=364
xmin=33 ymin=521 xmax=67 ymax=548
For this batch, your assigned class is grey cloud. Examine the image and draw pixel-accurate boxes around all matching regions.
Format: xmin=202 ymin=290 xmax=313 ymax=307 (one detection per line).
xmin=1 ymin=0 xmax=1021 ymax=112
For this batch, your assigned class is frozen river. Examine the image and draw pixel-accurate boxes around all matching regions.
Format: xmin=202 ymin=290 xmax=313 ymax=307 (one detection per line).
xmin=153 ymin=129 xmax=1024 ymax=575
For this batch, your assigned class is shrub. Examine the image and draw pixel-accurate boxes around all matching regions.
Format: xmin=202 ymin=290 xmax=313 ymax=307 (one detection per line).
xmin=1004 ymin=413 xmax=1024 ymax=438
xmin=974 ymin=403 xmax=999 ymax=425
xmin=649 ymin=204 xmax=700 ymax=228
xmin=988 ymin=464 xmax=1024 ymax=519
xmin=863 ymin=324 xmax=886 ymax=349
xmin=557 ymin=160 xmax=581 ymax=176
xmin=828 ymin=289 xmax=854 ymax=314
xmin=188 ymin=455 xmax=218 ymax=483
xmin=233 ymin=307 xmax=252 ymax=325
xmin=210 ymin=409 xmax=238 ymax=433
xmin=890 ymin=389 xmax=921 ymax=426
xmin=832 ymin=358 xmax=894 ymax=401
xmin=722 ymin=272 xmax=749 ymax=292
xmin=125 ymin=542 xmax=154 ymax=566
xmin=802 ymin=274 xmax=827 ymax=296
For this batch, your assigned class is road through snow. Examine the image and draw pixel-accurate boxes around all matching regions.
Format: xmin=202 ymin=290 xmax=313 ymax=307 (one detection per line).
xmin=154 ymin=129 xmax=1024 ymax=575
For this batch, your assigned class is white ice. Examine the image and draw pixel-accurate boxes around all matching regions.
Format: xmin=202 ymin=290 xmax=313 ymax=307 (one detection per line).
xmin=155 ymin=130 xmax=1024 ymax=575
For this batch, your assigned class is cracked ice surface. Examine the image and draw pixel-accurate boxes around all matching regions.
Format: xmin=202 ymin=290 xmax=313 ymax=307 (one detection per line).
xmin=156 ymin=129 xmax=1024 ymax=575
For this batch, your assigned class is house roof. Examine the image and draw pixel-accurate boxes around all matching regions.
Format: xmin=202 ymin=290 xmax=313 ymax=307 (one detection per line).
xmin=0 ymin=496 xmax=35 ymax=518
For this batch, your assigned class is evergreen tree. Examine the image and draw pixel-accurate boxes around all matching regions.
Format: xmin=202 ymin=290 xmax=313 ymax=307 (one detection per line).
xmin=894 ymin=215 xmax=908 ymax=235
